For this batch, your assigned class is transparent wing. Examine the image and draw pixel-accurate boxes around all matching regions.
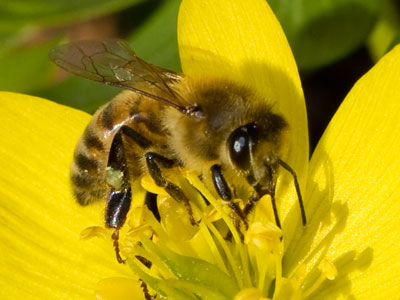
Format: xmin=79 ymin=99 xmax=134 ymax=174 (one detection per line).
xmin=49 ymin=39 xmax=190 ymax=113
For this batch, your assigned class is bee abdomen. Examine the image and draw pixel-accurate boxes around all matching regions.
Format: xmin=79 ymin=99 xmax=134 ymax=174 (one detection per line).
xmin=74 ymin=153 xmax=99 ymax=173
xmin=72 ymin=184 xmax=107 ymax=206
xmin=83 ymin=127 xmax=105 ymax=152
xmin=70 ymin=130 xmax=108 ymax=206
xmin=100 ymin=101 xmax=115 ymax=130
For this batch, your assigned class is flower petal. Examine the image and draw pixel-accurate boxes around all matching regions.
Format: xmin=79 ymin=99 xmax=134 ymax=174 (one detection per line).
xmin=0 ymin=93 xmax=130 ymax=299
xmin=178 ymin=0 xmax=308 ymax=235
xmin=287 ymin=46 xmax=400 ymax=298
xmin=95 ymin=277 xmax=147 ymax=300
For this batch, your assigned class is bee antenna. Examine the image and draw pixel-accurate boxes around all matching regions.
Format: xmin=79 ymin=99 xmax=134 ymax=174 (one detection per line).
xmin=278 ymin=159 xmax=307 ymax=226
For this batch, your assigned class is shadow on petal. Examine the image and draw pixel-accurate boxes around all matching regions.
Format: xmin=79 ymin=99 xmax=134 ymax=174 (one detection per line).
xmin=283 ymin=144 xmax=375 ymax=298
xmin=305 ymin=247 xmax=374 ymax=299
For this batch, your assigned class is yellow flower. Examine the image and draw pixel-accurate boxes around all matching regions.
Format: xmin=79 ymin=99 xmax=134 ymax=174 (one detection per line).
xmin=1 ymin=0 xmax=400 ymax=299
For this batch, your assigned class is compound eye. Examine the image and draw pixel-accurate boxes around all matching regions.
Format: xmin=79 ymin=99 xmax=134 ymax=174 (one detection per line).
xmin=228 ymin=126 xmax=252 ymax=170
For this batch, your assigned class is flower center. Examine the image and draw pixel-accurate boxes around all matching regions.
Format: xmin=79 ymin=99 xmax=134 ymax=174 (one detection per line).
xmin=82 ymin=170 xmax=337 ymax=299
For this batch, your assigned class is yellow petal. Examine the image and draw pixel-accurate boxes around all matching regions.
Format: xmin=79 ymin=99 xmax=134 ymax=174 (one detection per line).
xmin=95 ymin=277 xmax=147 ymax=300
xmin=0 ymin=92 xmax=130 ymax=299
xmin=287 ymin=46 xmax=400 ymax=298
xmin=178 ymin=0 xmax=308 ymax=228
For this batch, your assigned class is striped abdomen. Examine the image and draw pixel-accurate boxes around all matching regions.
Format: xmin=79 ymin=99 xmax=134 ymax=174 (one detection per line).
xmin=70 ymin=91 xmax=167 ymax=206
xmin=70 ymin=101 xmax=119 ymax=205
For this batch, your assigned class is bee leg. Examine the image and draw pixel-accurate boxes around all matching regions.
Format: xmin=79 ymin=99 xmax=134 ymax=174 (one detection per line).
xmin=136 ymin=254 xmax=157 ymax=299
xmin=107 ymin=188 xmax=132 ymax=263
xmin=253 ymin=166 xmax=282 ymax=229
xmin=145 ymin=152 xmax=199 ymax=226
xmin=106 ymin=125 xmax=152 ymax=263
xmin=242 ymin=192 xmax=260 ymax=218
xmin=242 ymin=173 xmax=260 ymax=220
xmin=111 ymin=229 xmax=125 ymax=264
xmin=245 ymin=167 xmax=282 ymax=230
xmin=224 ymin=214 xmax=244 ymax=242
xmin=136 ymin=255 xmax=152 ymax=268
xmin=211 ymin=164 xmax=248 ymax=231
xmin=145 ymin=192 xmax=160 ymax=221
xmin=224 ymin=231 xmax=233 ymax=242
xmin=140 ymin=279 xmax=157 ymax=300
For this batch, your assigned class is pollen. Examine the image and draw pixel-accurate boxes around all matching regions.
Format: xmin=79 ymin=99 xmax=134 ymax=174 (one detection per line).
xmin=105 ymin=167 xmax=124 ymax=190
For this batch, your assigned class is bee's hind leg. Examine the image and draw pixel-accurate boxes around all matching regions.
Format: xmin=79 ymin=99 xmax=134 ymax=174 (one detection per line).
xmin=145 ymin=152 xmax=199 ymax=226
xmin=105 ymin=125 xmax=152 ymax=263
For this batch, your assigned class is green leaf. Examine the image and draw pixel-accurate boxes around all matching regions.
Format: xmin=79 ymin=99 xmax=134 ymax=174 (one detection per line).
xmin=128 ymin=0 xmax=181 ymax=71
xmin=367 ymin=0 xmax=400 ymax=61
xmin=0 ymin=0 xmax=143 ymax=30
xmin=0 ymin=38 xmax=59 ymax=93
xmin=269 ymin=0 xmax=382 ymax=70
xmin=388 ymin=34 xmax=400 ymax=51
xmin=0 ymin=0 xmax=145 ymax=110
xmin=35 ymin=77 xmax=120 ymax=113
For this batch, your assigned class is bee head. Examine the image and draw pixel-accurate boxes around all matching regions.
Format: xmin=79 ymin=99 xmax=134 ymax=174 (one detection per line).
xmin=227 ymin=113 xmax=287 ymax=186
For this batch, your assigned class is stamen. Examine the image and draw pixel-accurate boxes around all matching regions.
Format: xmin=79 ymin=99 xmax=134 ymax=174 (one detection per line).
xmin=245 ymin=222 xmax=282 ymax=252
xmin=205 ymin=220 xmax=243 ymax=288
xmin=204 ymin=206 xmax=222 ymax=223
xmin=186 ymin=171 xmax=253 ymax=287
xmin=80 ymin=226 xmax=108 ymax=240
xmin=125 ymin=224 xmax=153 ymax=240
xmin=92 ymin=166 xmax=318 ymax=300
xmin=301 ymin=258 xmax=337 ymax=298
xmin=234 ymin=288 xmax=271 ymax=300
xmin=245 ymin=221 xmax=283 ymax=293
xmin=132 ymin=241 xmax=173 ymax=278
xmin=186 ymin=172 xmax=243 ymax=243
xmin=127 ymin=206 xmax=166 ymax=240
xmin=320 ymin=258 xmax=338 ymax=280
xmin=157 ymin=196 xmax=198 ymax=241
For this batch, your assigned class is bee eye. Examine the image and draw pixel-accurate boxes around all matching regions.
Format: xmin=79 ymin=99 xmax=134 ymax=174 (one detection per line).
xmin=228 ymin=124 xmax=257 ymax=170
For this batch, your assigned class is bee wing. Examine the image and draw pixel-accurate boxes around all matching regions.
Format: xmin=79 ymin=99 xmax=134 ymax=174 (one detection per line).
xmin=49 ymin=39 xmax=191 ymax=114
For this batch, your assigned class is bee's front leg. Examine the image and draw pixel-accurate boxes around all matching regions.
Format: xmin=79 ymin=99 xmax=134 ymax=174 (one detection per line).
xmin=253 ymin=165 xmax=281 ymax=229
xmin=244 ymin=166 xmax=282 ymax=230
xmin=211 ymin=164 xmax=248 ymax=235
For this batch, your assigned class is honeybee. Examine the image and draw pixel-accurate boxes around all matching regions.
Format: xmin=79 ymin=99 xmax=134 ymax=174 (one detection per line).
xmin=50 ymin=39 xmax=306 ymax=263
